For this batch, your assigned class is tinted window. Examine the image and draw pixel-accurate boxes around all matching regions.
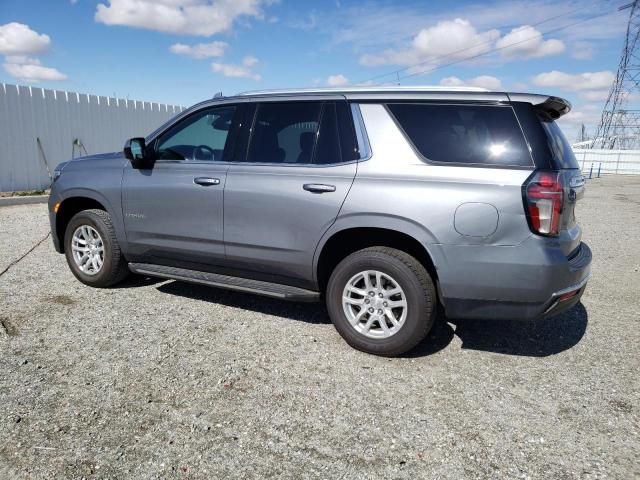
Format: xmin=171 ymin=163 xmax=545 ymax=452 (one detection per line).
xmin=539 ymin=116 xmax=579 ymax=169
xmin=388 ymin=103 xmax=532 ymax=167
xmin=156 ymin=106 xmax=236 ymax=161
xmin=349 ymin=103 xmax=370 ymax=160
xmin=247 ymin=102 xmax=321 ymax=163
xmin=315 ymin=103 xmax=341 ymax=165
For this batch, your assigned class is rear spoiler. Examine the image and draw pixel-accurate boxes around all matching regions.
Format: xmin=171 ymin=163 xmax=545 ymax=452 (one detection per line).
xmin=507 ymin=93 xmax=572 ymax=120
xmin=533 ymin=96 xmax=572 ymax=120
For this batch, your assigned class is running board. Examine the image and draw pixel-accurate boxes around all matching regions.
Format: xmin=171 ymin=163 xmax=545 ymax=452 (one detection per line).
xmin=128 ymin=263 xmax=320 ymax=302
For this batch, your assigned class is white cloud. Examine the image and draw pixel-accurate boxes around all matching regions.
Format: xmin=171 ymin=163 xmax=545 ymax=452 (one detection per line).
xmin=440 ymin=75 xmax=502 ymax=90
xmin=3 ymin=57 xmax=67 ymax=82
xmin=327 ymin=74 xmax=349 ymax=86
xmin=211 ymin=56 xmax=260 ymax=80
xmin=558 ymin=104 xmax=601 ymax=127
xmin=0 ymin=22 xmax=50 ymax=56
xmin=0 ymin=23 xmax=67 ymax=83
xmin=531 ymin=70 xmax=614 ymax=100
xmin=496 ymin=25 xmax=565 ymax=59
xmin=330 ymin=1 xmax=625 ymax=52
xmin=360 ymin=18 xmax=499 ymax=67
xmin=169 ymin=41 xmax=228 ymax=59
xmin=95 ymin=0 xmax=269 ymax=36
xmin=557 ymin=104 xmax=602 ymax=143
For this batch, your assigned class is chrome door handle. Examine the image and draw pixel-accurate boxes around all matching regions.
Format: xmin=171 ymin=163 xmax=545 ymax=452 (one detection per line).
xmin=303 ymin=183 xmax=336 ymax=193
xmin=194 ymin=177 xmax=220 ymax=186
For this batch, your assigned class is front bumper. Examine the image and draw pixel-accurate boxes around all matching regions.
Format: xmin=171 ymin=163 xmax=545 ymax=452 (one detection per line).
xmin=47 ymin=192 xmax=63 ymax=253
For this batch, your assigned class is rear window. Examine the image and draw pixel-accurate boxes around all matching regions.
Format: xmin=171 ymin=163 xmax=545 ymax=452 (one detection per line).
xmin=387 ymin=103 xmax=533 ymax=167
xmin=538 ymin=116 xmax=579 ymax=169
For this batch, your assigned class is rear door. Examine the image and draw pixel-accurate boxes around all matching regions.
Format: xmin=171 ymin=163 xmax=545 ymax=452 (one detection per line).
xmin=223 ymin=99 xmax=358 ymax=287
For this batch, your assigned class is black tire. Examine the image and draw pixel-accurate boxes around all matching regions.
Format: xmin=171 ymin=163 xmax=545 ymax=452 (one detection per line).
xmin=64 ymin=209 xmax=129 ymax=287
xmin=326 ymin=247 xmax=436 ymax=356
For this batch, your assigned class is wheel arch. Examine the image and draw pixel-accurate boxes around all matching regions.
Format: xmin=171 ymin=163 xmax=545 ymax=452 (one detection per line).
xmin=54 ymin=191 xmax=113 ymax=253
xmin=314 ymin=217 xmax=441 ymax=297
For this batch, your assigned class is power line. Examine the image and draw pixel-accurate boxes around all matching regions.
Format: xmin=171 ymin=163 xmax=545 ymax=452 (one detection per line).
xmin=357 ymin=2 xmax=626 ymax=85
xmin=399 ymin=7 xmax=624 ymax=82
xmin=358 ymin=2 xmax=603 ymax=84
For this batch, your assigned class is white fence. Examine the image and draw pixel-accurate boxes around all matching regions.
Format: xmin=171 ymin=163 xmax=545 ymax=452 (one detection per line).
xmin=572 ymin=148 xmax=640 ymax=176
xmin=0 ymin=83 xmax=185 ymax=192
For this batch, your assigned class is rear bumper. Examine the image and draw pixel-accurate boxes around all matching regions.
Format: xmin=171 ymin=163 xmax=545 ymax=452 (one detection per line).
xmin=542 ymin=273 xmax=590 ymax=317
xmin=439 ymin=240 xmax=592 ymax=321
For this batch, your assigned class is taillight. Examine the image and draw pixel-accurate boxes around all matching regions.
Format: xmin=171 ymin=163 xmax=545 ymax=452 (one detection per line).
xmin=524 ymin=171 xmax=563 ymax=236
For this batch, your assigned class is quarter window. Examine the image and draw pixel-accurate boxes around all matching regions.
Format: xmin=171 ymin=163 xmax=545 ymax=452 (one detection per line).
xmin=156 ymin=106 xmax=236 ymax=162
xmin=388 ymin=103 xmax=532 ymax=167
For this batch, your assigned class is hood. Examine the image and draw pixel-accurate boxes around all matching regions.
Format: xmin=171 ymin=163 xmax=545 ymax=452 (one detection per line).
xmin=71 ymin=151 xmax=124 ymax=162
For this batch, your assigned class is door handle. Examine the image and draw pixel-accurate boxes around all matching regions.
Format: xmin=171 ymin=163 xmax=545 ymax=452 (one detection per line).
xmin=303 ymin=183 xmax=336 ymax=193
xmin=194 ymin=177 xmax=220 ymax=186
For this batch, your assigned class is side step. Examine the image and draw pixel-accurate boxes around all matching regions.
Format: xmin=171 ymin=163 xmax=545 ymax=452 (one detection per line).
xmin=128 ymin=263 xmax=320 ymax=302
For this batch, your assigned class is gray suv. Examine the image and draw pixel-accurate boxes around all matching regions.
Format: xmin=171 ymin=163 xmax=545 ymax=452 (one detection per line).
xmin=48 ymin=86 xmax=592 ymax=356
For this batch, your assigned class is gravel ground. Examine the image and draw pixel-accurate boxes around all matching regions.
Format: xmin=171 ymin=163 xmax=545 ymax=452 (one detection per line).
xmin=0 ymin=176 xmax=638 ymax=479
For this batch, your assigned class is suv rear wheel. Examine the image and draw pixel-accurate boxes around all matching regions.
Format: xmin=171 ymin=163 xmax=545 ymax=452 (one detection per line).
xmin=326 ymin=247 xmax=436 ymax=356
xmin=64 ymin=209 xmax=129 ymax=287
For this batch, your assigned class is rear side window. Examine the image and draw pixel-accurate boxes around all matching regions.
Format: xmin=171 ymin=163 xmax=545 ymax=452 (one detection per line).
xmin=242 ymin=101 xmax=356 ymax=165
xmin=247 ymin=102 xmax=321 ymax=164
xmin=538 ymin=116 xmax=579 ymax=169
xmin=315 ymin=102 xmax=341 ymax=165
xmin=388 ymin=103 xmax=532 ymax=167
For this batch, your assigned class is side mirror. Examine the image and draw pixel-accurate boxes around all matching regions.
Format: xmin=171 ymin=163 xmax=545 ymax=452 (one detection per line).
xmin=124 ymin=137 xmax=153 ymax=169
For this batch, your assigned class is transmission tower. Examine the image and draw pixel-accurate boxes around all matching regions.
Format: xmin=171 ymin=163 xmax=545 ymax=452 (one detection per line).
xmin=591 ymin=1 xmax=640 ymax=149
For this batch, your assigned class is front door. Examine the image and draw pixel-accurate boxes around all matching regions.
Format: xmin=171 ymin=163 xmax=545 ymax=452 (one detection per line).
xmin=122 ymin=105 xmax=237 ymax=269
xmin=223 ymin=100 xmax=358 ymax=286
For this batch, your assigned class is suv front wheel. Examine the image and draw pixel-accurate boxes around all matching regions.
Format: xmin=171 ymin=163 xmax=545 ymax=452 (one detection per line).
xmin=64 ymin=209 xmax=129 ymax=288
xmin=326 ymin=247 xmax=436 ymax=356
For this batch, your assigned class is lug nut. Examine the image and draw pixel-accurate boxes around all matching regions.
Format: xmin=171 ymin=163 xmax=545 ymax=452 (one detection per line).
xmin=383 ymin=302 xmax=388 ymax=307
xmin=365 ymin=298 xmax=370 ymax=304
xmin=377 ymin=309 xmax=383 ymax=314
xmin=369 ymin=291 xmax=375 ymax=296
xmin=378 ymin=292 xmax=383 ymax=298
xmin=368 ymin=307 xmax=374 ymax=313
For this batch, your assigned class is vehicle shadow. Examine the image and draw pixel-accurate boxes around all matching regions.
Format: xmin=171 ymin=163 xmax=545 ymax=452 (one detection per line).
xmin=150 ymin=279 xmax=588 ymax=358
xmin=115 ymin=275 xmax=164 ymax=289
xmin=444 ymin=302 xmax=589 ymax=357
xmin=156 ymin=280 xmax=331 ymax=325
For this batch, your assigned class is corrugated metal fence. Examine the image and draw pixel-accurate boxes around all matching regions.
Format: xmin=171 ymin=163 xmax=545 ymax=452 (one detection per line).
xmin=0 ymin=83 xmax=185 ymax=192
xmin=573 ymin=148 xmax=640 ymax=176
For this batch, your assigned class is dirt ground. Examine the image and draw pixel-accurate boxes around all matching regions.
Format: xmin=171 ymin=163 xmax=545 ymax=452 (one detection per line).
xmin=0 ymin=175 xmax=638 ymax=479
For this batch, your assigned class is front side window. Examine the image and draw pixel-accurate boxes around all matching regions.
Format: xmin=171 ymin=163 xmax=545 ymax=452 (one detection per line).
xmin=247 ymin=102 xmax=322 ymax=164
xmin=388 ymin=103 xmax=532 ymax=167
xmin=156 ymin=106 xmax=236 ymax=162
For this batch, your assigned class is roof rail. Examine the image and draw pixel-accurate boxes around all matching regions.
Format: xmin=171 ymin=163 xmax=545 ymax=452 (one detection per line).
xmin=238 ymin=85 xmax=490 ymax=96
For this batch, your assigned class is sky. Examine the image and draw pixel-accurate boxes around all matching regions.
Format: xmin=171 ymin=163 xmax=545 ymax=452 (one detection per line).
xmin=0 ymin=0 xmax=632 ymax=140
